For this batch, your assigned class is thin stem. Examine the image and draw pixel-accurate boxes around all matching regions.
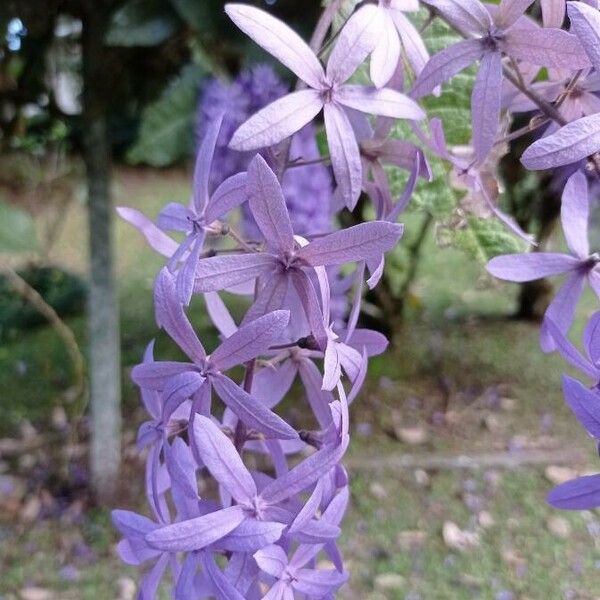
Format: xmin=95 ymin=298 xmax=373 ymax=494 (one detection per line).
xmin=286 ymin=155 xmax=331 ymax=169
xmin=234 ymin=358 xmax=256 ymax=451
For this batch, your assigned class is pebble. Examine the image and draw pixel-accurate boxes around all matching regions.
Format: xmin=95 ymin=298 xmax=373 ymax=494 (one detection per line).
xmin=545 ymin=465 xmax=578 ymax=485
xmin=395 ymin=427 xmax=429 ymax=446
xmin=546 ymin=515 xmax=572 ymax=539
xmin=442 ymin=521 xmax=480 ymax=552
xmin=374 ymin=573 xmax=405 ymax=591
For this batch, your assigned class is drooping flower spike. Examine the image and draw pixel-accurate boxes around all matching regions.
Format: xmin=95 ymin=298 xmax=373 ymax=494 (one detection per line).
xmin=225 ymin=3 xmax=425 ymax=208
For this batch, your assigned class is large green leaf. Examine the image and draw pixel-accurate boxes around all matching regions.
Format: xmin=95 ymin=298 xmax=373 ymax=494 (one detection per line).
xmin=127 ymin=64 xmax=205 ymax=167
xmin=0 ymin=201 xmax=38 ymax=254
xmin=450 ymin=216 xmax=524 ymax=263
xmin=168 ymin=0 xmax=224 ymax=33
xmin=105 ymin=0 xmax=181 ymax=47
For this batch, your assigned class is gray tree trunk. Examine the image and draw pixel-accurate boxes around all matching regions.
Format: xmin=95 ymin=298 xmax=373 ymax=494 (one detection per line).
xmin=81 ymin=4 xmax=121 ymax=502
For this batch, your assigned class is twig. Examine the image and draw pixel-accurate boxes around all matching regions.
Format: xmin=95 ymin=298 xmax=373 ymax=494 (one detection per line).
xmin=347 ymin=447 xmax=588 ymax=471
xmin=4 ymin=267 xmax=87 ymax=405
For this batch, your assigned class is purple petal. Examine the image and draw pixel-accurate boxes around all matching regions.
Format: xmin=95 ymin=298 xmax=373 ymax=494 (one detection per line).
xmin=154 ymin=268 xmax=206 ymax=362
xmin=193 ymin=414 xmax=256 ymax=503
xmin=139 ymin=553 xmax=170 ymax=599
xmin=562 ymin=374 xmax=600 ymax=438
xmin=503 ymin=28 xmax=590 ymax=70
xmin=177 ymin=235 xmax=205 ymax=306
xmin=298 ymin=221 xmax=403 ymax=266
xmin=193 ymin=113 xmax=223 ymax=213
xmin=214 ymin=520 xmax=286 ymax=553
xmin=156 ymin=202 xmax=194 ymax=233
xmin=289 ymin=270 xmax=328 ymax=349
xmin=323 ymin=102 xmax=363 ymax=209
xmin=242 ymin=273 xmax=289 ymax=324
xmin=202 ymin=551 xmax=247 ymax=600
xmin=224 ymin=4 xmax=325 ymax=89
xmin=568 ymin=1 xmax=600 ymax=73
xmin=248 ymin=155 xmax=294 ymax=254
xmin=421 ymin=0 xmax=492 ymax=34
xmin=293 ymin=568 xmax=349 ymax=596
xmin=411 ymin=39 xmax=484 ymax=99
xmin=584 ymin=311 xmax=600 ymax=367
xmin=212 ymin=374 xmax=298 ymax=440
xmin=336 ymin=85 xmax=425 ymax=120
xmin=495 ymin=0 xmax=535 ymax=29
xmin=521 ymin=113 xmax=600 ymax=170
xmin=251 ymin=361 xmax=298 ymax=409
xmin=205 ymin=172 xmax=248 ymax=224
xmin=132 ymin=361 xmax=195 ymax=390
xmin=347 ymin=328 xmax=389 ymax=356
xmin=471 ymin=51 xmax=503 ymax=163
xmin=547 ymin=474 xmax=600 ymax=510
xmin=561 ymin=170 xmax=590 ymax=259
xmin=145 ymin=505 xmax=245 ymax=552
xmin=541 ymin=272 xmax=586 ymax=352
xmin=323 ymin=342 xmax=342 ymax=392
xmin=261 ymin=436 xmax=348 ymax=505
xmin=210 ymin=310 xmax=290 ymax=372
xmin=162 ymin=372 xmax=205 ymax=422
xmin=486 ymin=253 xmax=580 ymax=281
xmin=541 ymin=0 xmax=565 ymax=27
xmin=116 ymin=207 xmax=178 ymax=258
xmin=543 ymin=317 xmax=598 ymax=380
xmin=205 ymin=292 xmax=238 ymax=338
xmin=229 ymin=90 xmax=324 ymax=151
xmin=326 ymin=4 xmax=382 ymax=85
xmin=254 ymin=544 xmax=288 ymax=578
xmin=370 ymin=12 xmax=401 ymax=88
xmin=298 ymin=359 xmax=336 ymax=430
xmin=392 ymin=10 xmax=430 ymax=76
xmin=194 ymin=253 xmax=277 ymax=293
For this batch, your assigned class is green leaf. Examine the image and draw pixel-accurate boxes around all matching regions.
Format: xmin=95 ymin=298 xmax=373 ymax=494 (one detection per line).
xmin=450 ymin=216 xmax=525 ymax=263
xmin=168 ymin=0 xmax=224 ymax=33
xmin=0 ymin=201 xmax=38 ymax=254
xmin=127 ymin=64 xmax=205 ymax=167
xmin=106 ymin=0 xmax=180 ymax=47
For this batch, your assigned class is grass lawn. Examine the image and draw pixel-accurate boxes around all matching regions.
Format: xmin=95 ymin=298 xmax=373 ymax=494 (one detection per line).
xmin=1 ymin=167 xmax=599 ymax=599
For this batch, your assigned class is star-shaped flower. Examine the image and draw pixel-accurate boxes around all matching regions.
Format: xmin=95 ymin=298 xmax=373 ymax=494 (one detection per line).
xmin=414 ymin=0 xmax=589 ymax=163
xmin=522 ymin=2 xmax=600 ymax=170
xmin=225 ymin=3 xmax=425 ymax=208
xmin=487 ymin=171 xmax=600 ymax=351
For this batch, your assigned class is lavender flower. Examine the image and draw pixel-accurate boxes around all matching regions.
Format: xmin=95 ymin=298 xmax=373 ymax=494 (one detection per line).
xmin=487 ymin=171 xmax=600 ymax=351
xmin=226 ymin=3 xmax=425 ymax=208
xmin=415 ymin=0 xmax=589 ymax=163
xmin=198 ymin=65 xmax=333 ymax=237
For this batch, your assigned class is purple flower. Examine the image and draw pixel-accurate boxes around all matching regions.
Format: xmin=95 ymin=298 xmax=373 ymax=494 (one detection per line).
xmin=226 ymin=3 xmax=425 ymax=208
xmin=193 ymin=155 xmax=403 ymax=346
xmin=132 ymin=269 xmax=297 ymax=440
xmin=368 ymin=0 xmax=430 ymax=88
xmin=197 ymin=65 xmax=333 ymax=237
xmin=415 ymin=0 xmax=589 ymax=163
xmin=487 ymin=171 xmax=600 ymax=351
xmin=521 ymin=2 xmax=600 ymax=170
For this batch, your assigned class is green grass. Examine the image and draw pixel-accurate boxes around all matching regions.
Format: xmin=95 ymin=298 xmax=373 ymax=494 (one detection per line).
xmin=1 ymin=168 xmax=600 ymax=598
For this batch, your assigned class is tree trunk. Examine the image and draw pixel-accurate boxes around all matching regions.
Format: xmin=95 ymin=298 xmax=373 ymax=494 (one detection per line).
xmin=81 ymin=4 xmax=121 ymax=503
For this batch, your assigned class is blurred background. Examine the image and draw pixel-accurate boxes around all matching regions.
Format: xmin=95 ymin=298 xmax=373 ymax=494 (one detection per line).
xmin=1 ymin=1 xmax=599 ymax=599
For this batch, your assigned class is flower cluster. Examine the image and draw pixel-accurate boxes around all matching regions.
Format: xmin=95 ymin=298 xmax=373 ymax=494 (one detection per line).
xmin=115 ymin=0 xmax=600 ymax=596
